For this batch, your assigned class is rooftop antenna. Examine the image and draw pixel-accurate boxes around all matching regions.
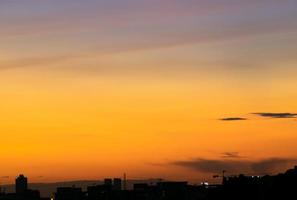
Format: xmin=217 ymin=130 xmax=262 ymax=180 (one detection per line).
xmin=213 ymin=170 xmax=226 ymax=185
xmin=222 ymin=170 xmax=226 ymax=184
xmin=123 ymin=173 xmax=127 ymax=190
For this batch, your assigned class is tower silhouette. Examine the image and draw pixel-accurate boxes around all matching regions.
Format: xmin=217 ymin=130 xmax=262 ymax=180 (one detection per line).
xmin=15 ymin=174 xmax=28 ymax=194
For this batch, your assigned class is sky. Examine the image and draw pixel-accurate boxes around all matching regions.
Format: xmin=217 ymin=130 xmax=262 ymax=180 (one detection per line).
xmin=1 ymin=0 xmax=297 ymax=184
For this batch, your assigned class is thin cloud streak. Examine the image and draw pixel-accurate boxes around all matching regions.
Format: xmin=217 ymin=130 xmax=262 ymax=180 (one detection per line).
xmin=0 ymin=55 xmax=74 ymax=71
xmin=220 ymin=118 xmax=247 ymax=121
xmin=253 ymin=112 xmax=297 ymax=119
xmin=221 ymin=152 xmax=243 ymax=159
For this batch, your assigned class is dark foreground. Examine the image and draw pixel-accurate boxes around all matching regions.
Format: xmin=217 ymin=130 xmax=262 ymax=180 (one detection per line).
xmin=1 ymin=166 xmax=297 ymax=200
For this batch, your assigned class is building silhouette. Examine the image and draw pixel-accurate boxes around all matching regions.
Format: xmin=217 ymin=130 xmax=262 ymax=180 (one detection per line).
xmin=104 ymin=179 xmax=112 ymax=186
xmin=0 ymin=174 xmax=41 ymax=200
xmin=15 ymin=175 xmax=28 ymax=194
xmin=113 ymin=178 xmax=122 ymax=191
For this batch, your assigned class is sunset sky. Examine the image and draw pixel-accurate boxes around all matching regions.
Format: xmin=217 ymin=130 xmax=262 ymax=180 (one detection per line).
xmin=1 ymin=0 xmax=297 ymax=184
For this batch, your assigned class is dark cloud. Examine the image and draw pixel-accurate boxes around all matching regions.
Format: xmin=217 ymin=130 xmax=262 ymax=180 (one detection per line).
xmin=221 ymin=152 xmax=243 ymax=159
xmin=251 ymin=158 xmax=297 ymax=174
xmin=172 ymin=159 xmax=250 ymax=174
xmin=253 ymin=112 xmax=297 ymax=119
xmin=220 ymin=117 xmax=247 ymax=121
xmin=172 ymin=158 xmax=297 ymax=175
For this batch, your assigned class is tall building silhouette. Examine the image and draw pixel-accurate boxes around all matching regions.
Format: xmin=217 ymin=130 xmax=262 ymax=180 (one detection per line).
xmin=15 ymin=174 xmax=28 ymax=194
xmin=113 ymin=178 xmax=122 ymax=190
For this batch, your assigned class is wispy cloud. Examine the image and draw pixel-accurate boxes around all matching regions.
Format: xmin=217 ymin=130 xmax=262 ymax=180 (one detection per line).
xmin=221 ymin=152 xmax=243 ymax=159
xmin=0 ymin=55 xmax=73 ymax=71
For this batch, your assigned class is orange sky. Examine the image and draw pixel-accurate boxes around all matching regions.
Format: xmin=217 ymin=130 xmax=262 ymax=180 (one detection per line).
xmin=1 ymin=1 xmax=297 ymax=184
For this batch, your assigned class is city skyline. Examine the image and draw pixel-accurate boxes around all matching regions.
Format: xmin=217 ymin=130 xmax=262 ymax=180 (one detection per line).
xmin=1 ymin=167 xmax=297 ymax=199
xmin=1 ymin=0 xmax=297 ymax=184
